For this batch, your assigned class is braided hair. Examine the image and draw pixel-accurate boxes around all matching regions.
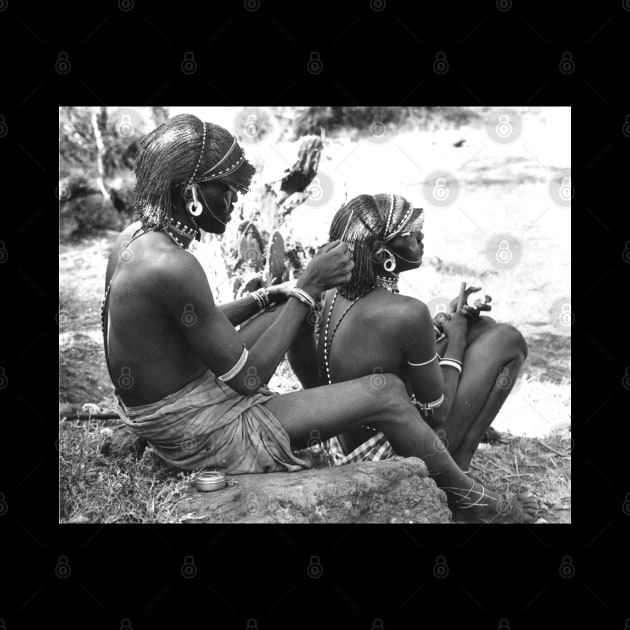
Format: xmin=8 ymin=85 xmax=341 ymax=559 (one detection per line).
xmin=329 ymin=193 xmax=424 ymax=299
xmin=133 ymin=114 xmax=256 ymax=231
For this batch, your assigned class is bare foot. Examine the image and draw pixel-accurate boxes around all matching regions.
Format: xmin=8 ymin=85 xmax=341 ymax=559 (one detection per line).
xmin=448 ymin=479 xmax=539 ymax=524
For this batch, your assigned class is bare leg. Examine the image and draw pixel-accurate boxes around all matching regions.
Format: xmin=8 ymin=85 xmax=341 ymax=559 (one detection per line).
xmin=263 ymin=374 xmax=537 ymax=523
xmin=440 ymin=324 xmax=528 ymax=470
xmin=237 ymin=304 xmax=319 ymax=388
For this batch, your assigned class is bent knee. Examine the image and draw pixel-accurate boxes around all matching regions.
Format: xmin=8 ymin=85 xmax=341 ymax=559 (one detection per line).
xmin=361 ymin=372 xmax=409 ymax=409
xmin=494 ymin=324 xmax=528 ymax=358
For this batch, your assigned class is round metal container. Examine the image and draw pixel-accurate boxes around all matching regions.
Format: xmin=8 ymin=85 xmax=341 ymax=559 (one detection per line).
xmin=194 ymin=471 xmax=227 ymax=492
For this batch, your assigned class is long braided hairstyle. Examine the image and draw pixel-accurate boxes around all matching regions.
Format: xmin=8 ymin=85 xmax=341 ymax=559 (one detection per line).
xmin=133 ymin=114 xmax=256 ymax=231
xmin=329 ymin=193 xmax=424 ymax=299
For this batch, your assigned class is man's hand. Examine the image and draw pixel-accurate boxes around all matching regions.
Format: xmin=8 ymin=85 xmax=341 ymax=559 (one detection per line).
xmin=267 ymin=280 xmax=296 ymax=304
xmin=446 ymin=285 xmax=492 ymax=322
xmin=297 ymin=240 xmax=354 ymax=299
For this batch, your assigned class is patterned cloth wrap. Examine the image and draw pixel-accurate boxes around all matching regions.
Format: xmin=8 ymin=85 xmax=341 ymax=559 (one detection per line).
xmin=114 ymin=369 xmax=311 ymax=474
xmin=318 ymin=432 xmax=395 ymax=465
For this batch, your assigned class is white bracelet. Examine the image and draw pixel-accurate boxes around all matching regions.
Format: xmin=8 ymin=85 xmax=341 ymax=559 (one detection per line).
xmin=288 ymin=287 xmax=316 ymax=309
xmin=217 ymin=346 xmax=249 ymax=382
xmin=439 ymin=359 xmax=462 ymax=374
xmin=407 ymin=352 xmax=438 ymax=367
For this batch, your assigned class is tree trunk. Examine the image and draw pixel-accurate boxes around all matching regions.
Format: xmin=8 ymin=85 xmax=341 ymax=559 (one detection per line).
xmin=91 ymin=107 xmax=110 ymax=201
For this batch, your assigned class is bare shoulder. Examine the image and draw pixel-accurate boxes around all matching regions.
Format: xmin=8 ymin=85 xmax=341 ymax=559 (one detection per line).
xmin=390 ymin=294 xmax=433 ymax=332
xmin=145 ymin=242 xmax=213 ymax=302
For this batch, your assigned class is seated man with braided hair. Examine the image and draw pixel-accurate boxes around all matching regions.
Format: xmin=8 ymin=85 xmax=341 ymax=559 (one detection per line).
xmin=300 ymin=193 xmax=538 ymax=523
xmin=103 ymin=114 xmax=535 ymax=522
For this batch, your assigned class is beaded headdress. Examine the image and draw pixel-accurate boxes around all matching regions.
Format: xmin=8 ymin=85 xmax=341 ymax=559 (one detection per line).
xmin=133 ymin=114 xmax=256 ymax=230
xmin=329 ymin=193 xmax=424 ymax=299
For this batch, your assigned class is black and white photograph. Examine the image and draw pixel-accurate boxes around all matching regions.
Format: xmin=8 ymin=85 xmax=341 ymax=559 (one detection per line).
xmin=59 ymin=106 xmax=571 ymax=524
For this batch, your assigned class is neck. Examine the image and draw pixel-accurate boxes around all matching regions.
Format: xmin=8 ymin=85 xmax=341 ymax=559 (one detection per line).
xmin=374 ymin=272 xmax=399 ymax=294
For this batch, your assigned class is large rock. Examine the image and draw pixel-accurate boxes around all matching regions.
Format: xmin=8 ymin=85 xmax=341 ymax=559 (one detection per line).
xmin=176 ymin=457 xmax=452 ymax=524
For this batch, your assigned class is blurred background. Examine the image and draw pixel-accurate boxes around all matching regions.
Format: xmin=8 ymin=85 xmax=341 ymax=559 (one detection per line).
xmin=59 ymin=106 xmax=570 ymax=438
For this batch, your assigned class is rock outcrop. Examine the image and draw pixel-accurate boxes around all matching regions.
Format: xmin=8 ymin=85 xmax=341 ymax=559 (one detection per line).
xmin=177 ymin=456 xmax=452 ymax=524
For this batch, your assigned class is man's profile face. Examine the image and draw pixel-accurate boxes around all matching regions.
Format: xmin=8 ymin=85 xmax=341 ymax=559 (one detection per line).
xmin=388 ymin=229 xmax=424 ymax=271
xmin=196 ymin=181 xmax=240 ymax=234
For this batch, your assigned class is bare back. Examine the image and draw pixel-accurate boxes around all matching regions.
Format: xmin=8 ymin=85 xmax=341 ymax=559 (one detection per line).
xmin=104 ymin=222 xmax=208 ymax=406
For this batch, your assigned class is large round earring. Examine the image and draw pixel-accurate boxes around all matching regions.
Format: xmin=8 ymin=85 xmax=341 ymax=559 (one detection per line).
xmin=186 ymin=185 xmax=203 ymax=217
xmin=383 ymin=249 xmax=397 ymax=272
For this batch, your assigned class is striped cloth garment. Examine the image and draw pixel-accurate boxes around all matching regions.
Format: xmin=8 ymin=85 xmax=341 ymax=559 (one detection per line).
xmin=114 ymin=369 xmax=311 ymax=474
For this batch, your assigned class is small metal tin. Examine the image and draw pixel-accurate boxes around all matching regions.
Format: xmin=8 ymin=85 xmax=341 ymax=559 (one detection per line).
xmin=194 ymin=471 xmax=227 ymax=492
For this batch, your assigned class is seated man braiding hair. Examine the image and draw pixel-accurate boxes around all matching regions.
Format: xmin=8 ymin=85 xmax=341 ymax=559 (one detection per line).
xmin=103 ymin=114 xmax=534 ymax=522
xmin=301 ymin=193 xmax=538 ymax=523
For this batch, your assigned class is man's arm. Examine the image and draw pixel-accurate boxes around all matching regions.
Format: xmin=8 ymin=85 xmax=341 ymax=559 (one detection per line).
xmin=153 ymin=243 xmax=351 ymax=396
xmin=218 ymin=295 xmax=262 ymax=326
xmin=401 ymin=299 xmax=465 ymax=427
